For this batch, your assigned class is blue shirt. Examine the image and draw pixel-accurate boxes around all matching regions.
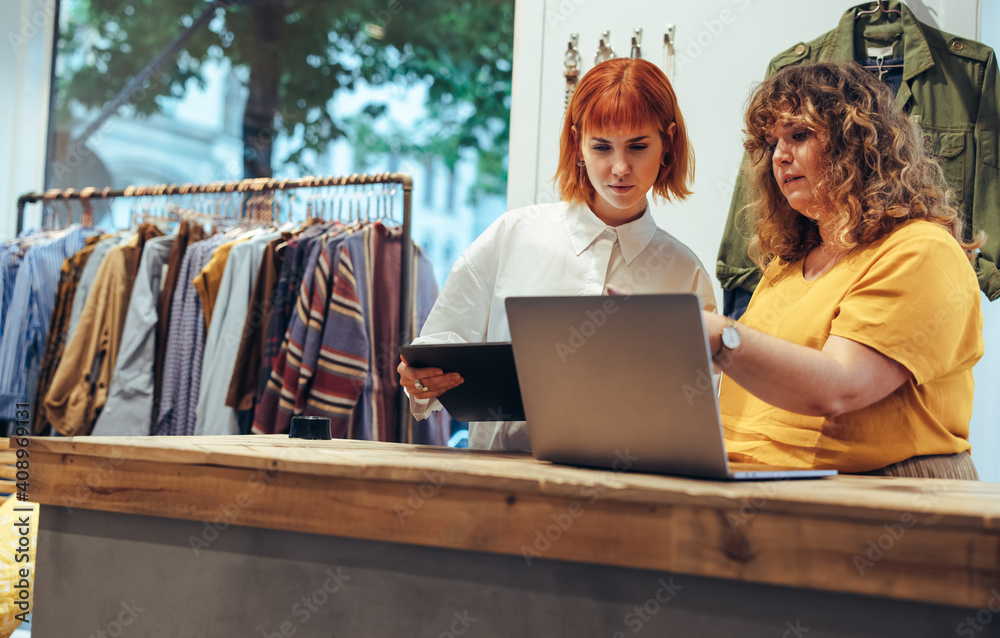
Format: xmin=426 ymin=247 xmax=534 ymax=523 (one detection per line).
xmin=0 ymin=226 xmax=98 ymax=418
xmin=0 ymin=243 xmax=22 ymax=334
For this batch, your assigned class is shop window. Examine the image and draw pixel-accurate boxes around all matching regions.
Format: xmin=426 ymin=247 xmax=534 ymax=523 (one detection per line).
xmin=48 ymin=0 xmax=513 ymax=279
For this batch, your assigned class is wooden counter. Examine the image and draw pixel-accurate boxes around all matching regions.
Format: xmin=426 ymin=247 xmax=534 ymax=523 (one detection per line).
xmin=13 ymin=435 xmax=1000 ymax=637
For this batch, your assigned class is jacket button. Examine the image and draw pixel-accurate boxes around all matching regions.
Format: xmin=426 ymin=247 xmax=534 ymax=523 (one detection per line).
xmin=794 ymin=44 xmax=806 ymax=55
xmin=952 ymin=40 xmax=965 ymax=51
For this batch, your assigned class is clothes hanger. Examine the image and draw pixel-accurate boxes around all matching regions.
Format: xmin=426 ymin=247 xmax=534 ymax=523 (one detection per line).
xmin=630 ymin=28 xmax=642 ymax=59
xmin=855 ymin=1 xmax=901 ymax=21
xmin=856 ymin=1 xmax=904 ymax=80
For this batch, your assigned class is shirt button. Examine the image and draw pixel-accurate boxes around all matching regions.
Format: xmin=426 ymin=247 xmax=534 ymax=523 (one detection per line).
xmin=952 ymin=40 xmax=965 ymax=51
xmin=794 ymin=44 xmax=806 ymax=55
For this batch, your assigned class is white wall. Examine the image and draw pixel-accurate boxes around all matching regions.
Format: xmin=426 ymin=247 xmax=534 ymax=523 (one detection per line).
xmin=0 ymin=0 xmax=56 ymax=241
xmin=509 ymin=0 xmax=999 ymax=480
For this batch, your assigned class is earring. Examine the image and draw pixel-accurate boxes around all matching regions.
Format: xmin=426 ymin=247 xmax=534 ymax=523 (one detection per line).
xmin=576 ymin=160 xmax=586 ymax=167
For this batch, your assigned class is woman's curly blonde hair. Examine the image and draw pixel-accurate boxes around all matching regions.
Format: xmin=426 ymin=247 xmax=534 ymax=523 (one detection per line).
xmin=741 ymin=60 xmax=983 ymax=272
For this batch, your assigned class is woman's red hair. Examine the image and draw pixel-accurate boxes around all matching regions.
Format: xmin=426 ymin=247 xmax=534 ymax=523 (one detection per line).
xmin=555 ymin=57 xmax=693 ymax=206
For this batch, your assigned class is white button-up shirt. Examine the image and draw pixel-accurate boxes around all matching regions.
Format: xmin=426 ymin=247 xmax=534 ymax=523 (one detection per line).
xmin=411 ymin=201 xmax=717 ymax=451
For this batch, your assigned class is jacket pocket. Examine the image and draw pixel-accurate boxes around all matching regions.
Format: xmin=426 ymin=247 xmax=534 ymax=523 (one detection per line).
xmin=923 ymin=127 xmax=968 ymax=209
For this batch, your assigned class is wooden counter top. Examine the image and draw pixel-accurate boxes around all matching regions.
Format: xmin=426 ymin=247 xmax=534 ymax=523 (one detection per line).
xmin=10 ymin=435 xmax=1000 ymax=609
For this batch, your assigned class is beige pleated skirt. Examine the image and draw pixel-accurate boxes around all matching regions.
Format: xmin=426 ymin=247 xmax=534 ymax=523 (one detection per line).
xmin=855 ymin=452 xmax=979 ymax=480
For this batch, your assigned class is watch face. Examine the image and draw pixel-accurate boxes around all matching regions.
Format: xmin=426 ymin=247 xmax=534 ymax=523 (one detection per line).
xmin=722 ymin=326 xmax=741 ymax=350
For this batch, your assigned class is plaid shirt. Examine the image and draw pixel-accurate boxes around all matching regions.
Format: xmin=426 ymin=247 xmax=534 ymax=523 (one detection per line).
xmin=155 ymin=234 xmax=229 ymax=436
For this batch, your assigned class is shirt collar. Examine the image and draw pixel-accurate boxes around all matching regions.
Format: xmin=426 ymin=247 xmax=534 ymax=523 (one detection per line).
xmin=830 ymin=2 xmax=934 ymax=83
xmin=564 ymin=201 xmax=657 ymax=266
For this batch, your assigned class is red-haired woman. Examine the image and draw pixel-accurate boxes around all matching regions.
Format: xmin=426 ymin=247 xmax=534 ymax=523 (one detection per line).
xmin=706 ymin=61 xmax=983 ymax=479
xmin=399 ymin=57 xmax=716 ymax=451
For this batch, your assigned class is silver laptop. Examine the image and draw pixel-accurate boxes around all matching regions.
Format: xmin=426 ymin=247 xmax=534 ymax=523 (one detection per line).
xmin=505 ymin=294 xmax=835 ymax=480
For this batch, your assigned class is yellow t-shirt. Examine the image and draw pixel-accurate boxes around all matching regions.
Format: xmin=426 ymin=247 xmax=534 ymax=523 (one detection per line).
xmin=720 ymin=220 xmax=983 ymax=473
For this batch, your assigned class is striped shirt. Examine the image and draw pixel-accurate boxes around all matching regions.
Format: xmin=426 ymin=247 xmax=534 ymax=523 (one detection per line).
xmin=0 ymin=243 xmax=22 ymax=334
xmin=253 ymin=229 xmax=349 ymax=434
xmin=256 ymin=225 xmax=328 ymax=397
xmin=253 ymin=223 xmax=439 ymax=441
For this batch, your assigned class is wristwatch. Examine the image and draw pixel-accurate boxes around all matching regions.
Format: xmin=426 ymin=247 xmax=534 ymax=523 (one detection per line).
xmin=713 ymin=318 xmax=742 ymax=363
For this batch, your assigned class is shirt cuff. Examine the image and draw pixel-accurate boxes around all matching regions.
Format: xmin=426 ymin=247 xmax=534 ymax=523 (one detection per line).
xmin=404 ymin=386 xmax=442 ymax=421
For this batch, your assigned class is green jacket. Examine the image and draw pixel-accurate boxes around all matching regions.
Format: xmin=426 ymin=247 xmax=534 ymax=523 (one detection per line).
xmin=716 ymin=1 xmax=1000 ymax=300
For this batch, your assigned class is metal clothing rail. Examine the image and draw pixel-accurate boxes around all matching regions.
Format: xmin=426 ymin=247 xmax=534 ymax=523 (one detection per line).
xmin=15 ymin=172 xmax=417 ymax=443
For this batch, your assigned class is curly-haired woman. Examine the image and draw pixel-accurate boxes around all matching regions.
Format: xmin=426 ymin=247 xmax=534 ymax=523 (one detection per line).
xmin=706 ymin=61 xmax=984 ymax=479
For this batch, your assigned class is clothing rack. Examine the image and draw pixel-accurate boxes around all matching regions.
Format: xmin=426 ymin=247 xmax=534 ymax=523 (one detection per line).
xmin=15 ymin=172 xmax=418 ymax=443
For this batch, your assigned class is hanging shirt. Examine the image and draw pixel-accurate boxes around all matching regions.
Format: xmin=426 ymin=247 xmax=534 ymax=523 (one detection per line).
xmin=193 ymin=235 xmax=249 ymax=330
xmin=33 ymin=234 xmax=106 ymax=433
xmin=302 ymin=225 xmax=434 ymax=441
xmin=0 ymin=243 xmax=22 ymax=334
xmin=254 ymin=228 xmax=353 ymax=435
xmin=717 ymin=1 xmax=1000 ymax=303
xmin=254 ymin=223 xmax=439 ymax=442
xmin=155 ymin=233 xmax=229 ymax=436
xmin=256 ymin=224 xmax=328 ymax=407
xmin=195 ymin=230 xmax=280 ymax=435
xmin=409 ymin=201 xmax=718 ymax=452
xmin=44 ymin=224 xmax=164 ymax=435
xmin=369 ymin=227 xmax=443 ymax=444
xmin=91 ymin=235 xmax=175 ymax=436
xmin=0 ymin=225 xmax=96 ymax=420
xmin=153 ymin=220 xmax=208 ymax=421
xmin=66 ymin=234 xmax=124 ymax=341
xmin=225 ymin=234 xmax=290 ymax=413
